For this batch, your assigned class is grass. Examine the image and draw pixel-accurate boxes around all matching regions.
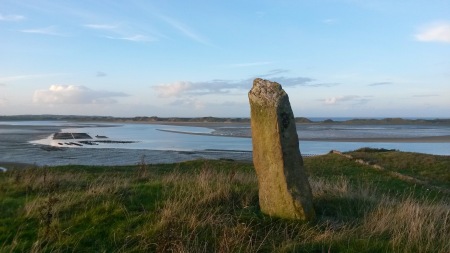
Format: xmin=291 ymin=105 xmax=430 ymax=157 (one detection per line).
xmin=0 ymin=152 xmax=449 ymax=252
xmin=347 ymin=148 xmax=450 ymax=189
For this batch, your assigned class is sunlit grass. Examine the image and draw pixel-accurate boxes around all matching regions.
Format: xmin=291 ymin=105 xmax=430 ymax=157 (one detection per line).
xmin=1 ymin=153 xmax=449 ymax=252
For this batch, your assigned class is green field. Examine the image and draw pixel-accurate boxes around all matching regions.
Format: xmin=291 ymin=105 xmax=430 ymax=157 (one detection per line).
xmin=1 ymin=150 xmax=449 ymax=252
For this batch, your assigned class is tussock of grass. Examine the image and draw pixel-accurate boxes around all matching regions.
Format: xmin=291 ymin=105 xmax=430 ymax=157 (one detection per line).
xmin=1 ymin=154 xmax=449 ymax=252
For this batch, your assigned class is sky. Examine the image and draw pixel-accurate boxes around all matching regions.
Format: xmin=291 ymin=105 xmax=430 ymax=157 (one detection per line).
xmin=1 ymin=0 xmax=449 ymax=118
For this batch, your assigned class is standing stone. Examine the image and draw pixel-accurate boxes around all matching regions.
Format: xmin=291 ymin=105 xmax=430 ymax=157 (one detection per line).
xmin=248 ymin=78 xmax=315 ymax=220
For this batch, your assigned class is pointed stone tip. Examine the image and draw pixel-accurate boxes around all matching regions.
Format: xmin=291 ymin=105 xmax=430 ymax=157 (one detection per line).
xmin=249 ymin=78 xmax=286 ymax=107
xmin=252 ymin=78 xmax=283 ymax=90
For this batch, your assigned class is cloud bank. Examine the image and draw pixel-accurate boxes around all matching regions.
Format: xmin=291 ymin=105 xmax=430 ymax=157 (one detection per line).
xmin=415 ymin=22 xmax=450 ymax=43
xmin=33 ymin=85 xmax=128 ymax=104
xmin=153 ymin=72 xmax=322 ymax=98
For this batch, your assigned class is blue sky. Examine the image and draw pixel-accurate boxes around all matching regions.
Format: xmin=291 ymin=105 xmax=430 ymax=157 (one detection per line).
xmin=1 ymin=0 xmax=449 ymax=118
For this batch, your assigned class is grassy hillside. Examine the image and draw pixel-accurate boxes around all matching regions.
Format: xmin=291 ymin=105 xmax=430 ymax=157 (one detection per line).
xmin=1 ymin=152 xmax=449 ymax=252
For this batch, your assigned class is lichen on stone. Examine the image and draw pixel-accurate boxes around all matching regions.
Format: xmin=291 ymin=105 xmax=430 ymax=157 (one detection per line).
xmin=248 ymin=78 xmax=315 ymax=221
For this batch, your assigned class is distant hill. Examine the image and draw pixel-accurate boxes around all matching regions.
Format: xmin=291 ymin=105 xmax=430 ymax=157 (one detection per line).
xmin=0 ymin=115 xmax=449 ymax=125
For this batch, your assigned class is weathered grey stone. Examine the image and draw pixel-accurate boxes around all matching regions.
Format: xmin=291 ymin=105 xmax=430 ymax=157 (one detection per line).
xmin=248 ymin=78 xmax=315 ymax=220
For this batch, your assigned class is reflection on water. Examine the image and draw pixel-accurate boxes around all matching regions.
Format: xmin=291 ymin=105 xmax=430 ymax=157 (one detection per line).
xmin=29 ymin=122 xmax=450 ymax=156
xmin=32 ymin=124 xmax=249 ymax=152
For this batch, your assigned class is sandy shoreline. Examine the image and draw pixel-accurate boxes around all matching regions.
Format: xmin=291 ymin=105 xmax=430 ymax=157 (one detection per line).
xmin=1 ymin=121 xmax=449 ymax=169
xmin=156 ymin=125 xmax=450 ymax=143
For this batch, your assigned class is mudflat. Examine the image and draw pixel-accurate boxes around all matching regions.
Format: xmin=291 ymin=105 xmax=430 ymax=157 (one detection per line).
xmin=0 ymin=123 xmax=252 ymax=169
xmin=159 ymin=121 xmax=450 ymax=143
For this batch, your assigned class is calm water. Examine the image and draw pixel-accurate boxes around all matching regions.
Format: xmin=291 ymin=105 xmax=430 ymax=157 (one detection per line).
xmin=21 ymin=121 xmax=450 ymax=156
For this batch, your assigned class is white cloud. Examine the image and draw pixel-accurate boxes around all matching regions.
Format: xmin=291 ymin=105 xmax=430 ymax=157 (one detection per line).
xmin=33 ymin=85 xmax=128 ymax=104
xmin=415 ymin=22 xmax=450 ymax=43
xmin=84 ymin=24 xmax=118 ymax=30
xmin=20 ymin=26 xmax=66 ymax=36
xmin=103 ymin=34 xmax=156 ymax=42
xmin=324 ymin=97 xmax=338 ymax=105
xmin=0 ymin=14 xmax=25 ymax=21
xmin=154 ymin=81 xmax=192 ymax=98
xmin=324 ymin=95 xmax=370 ymax=105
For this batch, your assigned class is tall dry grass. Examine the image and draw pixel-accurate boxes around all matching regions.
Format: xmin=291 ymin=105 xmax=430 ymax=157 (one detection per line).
xmin=310 ymin=176 xmax=450 ymax=252
xmin=363 ymin=196 xmax=450 ymax=252
xmin=1 ymin=161 xmax=449 ymax=252
xmin=132 ymin=166 xmax=449 ymax=252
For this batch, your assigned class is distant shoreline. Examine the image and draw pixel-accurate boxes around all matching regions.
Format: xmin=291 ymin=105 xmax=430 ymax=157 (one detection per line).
xmin=1 ymin=115 xmax=450 ymax=125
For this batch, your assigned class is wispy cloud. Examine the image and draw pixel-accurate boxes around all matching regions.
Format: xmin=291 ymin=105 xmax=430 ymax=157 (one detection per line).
xmin=0 ymin=73 xmax=67 ymax=83
xmin=322 ymin=18 xmax=337 ymax=25
xmin=369 ymin=81 xmax=392 ymax=86
xmin=158 ymin=14 xmax=210 ymax=46
xmin=84 ymin=23 xmax=118 ymax=30
xmin=226 ymin=61 xmax=272 ymax=68
xmin=324 ymin=95 xmax=371 ymax=105
xmin=308 ymin=82 xmax=340 ymax=87
xmin=19 ymin=26 xmax=66 ymax=36
xmin=103 ymin=34 xmax=156 ymax=42
xmin=0 ymin=83 xmax=6 ymax=87
xmin=33 ymin=85 xmax=129 ymax=104
xmin=415 ymin=22 xmax=450 ymax=43
xmin=84 ymin=22 xmax=158 ymax=43
xmin=257 ymin=70 xmax=336 ymax=88
xmin=0 ymin=14 xmax=25 ymax=21
xmin=259 ymin=69 xmax=290 ymax=77
xmin=269 ymin=76 xmax=315 ymax=86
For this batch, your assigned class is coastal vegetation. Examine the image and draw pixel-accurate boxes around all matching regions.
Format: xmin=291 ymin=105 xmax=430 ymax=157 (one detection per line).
xmin=1 ymin=150 xmax=449 ymax=252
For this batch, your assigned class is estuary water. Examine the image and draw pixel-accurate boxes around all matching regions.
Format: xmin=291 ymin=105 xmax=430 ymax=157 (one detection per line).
xmin=23 ymin=121 xmax=450 ymax=156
